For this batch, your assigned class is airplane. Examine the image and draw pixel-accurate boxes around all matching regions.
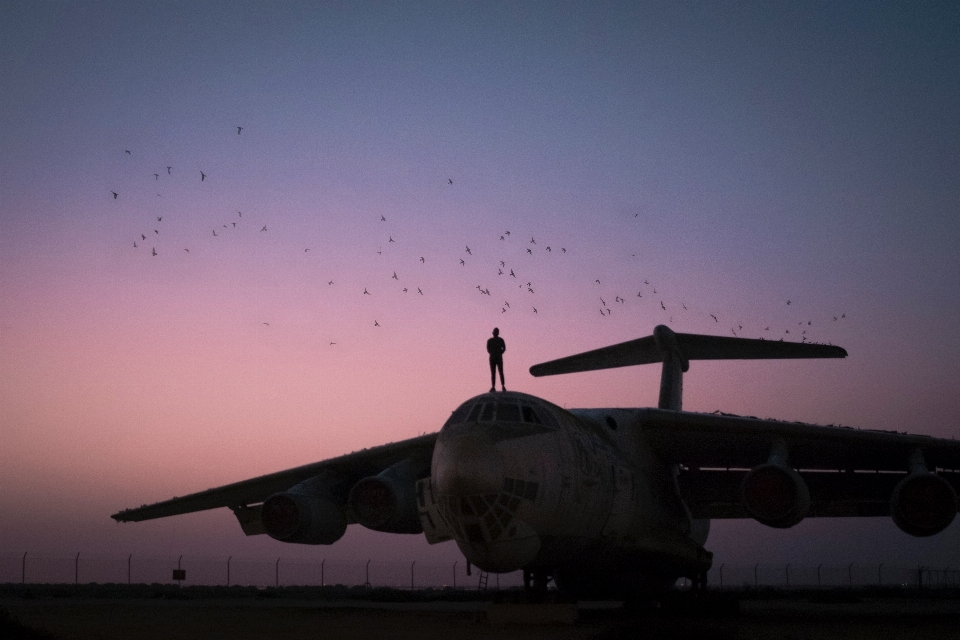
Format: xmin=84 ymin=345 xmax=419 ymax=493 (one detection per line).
xmin=112 ymin=325 xmax=960 ymax=597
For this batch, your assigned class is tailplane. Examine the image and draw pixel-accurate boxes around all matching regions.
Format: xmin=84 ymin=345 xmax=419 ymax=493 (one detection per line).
xmin=529 ymin=325 xmax=847 ymax=410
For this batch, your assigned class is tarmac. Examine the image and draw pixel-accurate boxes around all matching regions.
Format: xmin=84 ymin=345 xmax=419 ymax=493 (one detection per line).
xmin=3 ymin=588 xmax=960 ymax=640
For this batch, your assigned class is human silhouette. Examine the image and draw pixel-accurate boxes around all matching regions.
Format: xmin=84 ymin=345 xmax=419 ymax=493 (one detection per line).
xmin=487 ymin=328 xmax=506 ymax=392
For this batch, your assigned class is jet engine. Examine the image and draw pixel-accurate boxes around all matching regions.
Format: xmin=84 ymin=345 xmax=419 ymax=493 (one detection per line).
xmin=890 ymin=450 xmax=957 ymax=537
xmin=260 ymin=477 xmax=347 ymax=545
xmin=741 ymin=440 xmax=810 ymax=529
xmin=347 ymin=459 xmax=423 ymax=534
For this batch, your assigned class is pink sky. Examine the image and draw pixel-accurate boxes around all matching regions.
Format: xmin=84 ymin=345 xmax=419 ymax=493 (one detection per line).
xmin=2 ymin=2 xmax=959 ymax=574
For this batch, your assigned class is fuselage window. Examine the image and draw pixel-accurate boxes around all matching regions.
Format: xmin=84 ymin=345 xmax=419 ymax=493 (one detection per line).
xmin=479 ymin=403 xmax=496 ymax=422
xmin=521 ymin=405 xmax=542 ymax=424
xmin=498 ymin=402 xmax=521 ymax=422
xmin=466 ymin=403 xmax=483 ymax=423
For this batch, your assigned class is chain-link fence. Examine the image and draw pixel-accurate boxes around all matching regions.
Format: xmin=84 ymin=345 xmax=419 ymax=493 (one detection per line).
xmin=0 ymin=553 xmax=522 ymax=589
xmin=2 ymin=554 xmax=956 ymax=590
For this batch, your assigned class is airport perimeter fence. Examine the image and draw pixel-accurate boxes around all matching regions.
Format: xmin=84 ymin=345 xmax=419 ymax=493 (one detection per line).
xmin=0 ymin=553 xmax=523 ymax=590
xmin=2 ymin=553 xmax=958 ymax=591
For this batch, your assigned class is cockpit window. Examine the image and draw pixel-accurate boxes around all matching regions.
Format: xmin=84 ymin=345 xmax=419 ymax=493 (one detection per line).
xmin=521 ymin=405 xmax=542 ymax=424
xmin=448 ymin=403 xmax=472 ymax=425
xmin=466 ymin=403 xmax=483 ymax=423
xmin=479 ymin=403 xmax=496 ymax=422
xmin=497 ymin=402 xmax=521 ymax=422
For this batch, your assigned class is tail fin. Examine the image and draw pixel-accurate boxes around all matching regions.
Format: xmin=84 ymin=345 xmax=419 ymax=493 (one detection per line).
xmin=529 ymin=325 xmax=846 ymax=410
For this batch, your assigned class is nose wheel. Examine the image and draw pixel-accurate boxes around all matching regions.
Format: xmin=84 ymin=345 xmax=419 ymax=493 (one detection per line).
xmin=522 ymin=567 xmax=553 ymax=600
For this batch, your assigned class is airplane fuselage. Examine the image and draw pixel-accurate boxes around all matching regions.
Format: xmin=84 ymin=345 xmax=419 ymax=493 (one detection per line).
xmin=421 ymin=391 xmax=711 ymax=592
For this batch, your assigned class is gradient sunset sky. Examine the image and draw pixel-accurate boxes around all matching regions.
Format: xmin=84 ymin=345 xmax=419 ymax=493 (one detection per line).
xmin=2 ymin=1 xmax=959 ymax=572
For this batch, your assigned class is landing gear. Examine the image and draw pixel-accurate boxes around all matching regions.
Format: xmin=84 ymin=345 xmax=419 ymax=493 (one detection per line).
xmin=691 ymin=570 xmax=708 ymax=593
xmin=522 ymin=567 xmax=553 ymax=602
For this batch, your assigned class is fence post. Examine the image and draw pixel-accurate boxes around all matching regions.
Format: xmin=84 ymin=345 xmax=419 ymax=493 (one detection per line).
xmin=411 ymin=561 xmax=416 ymax=590
xmin=848 ymin=563 xmax=854 ymax=587
xmin=719 ymin=563 xmax=724 ymax=588
xmin=75 ymin=553 xmax=80 ymax=588
xmin=785 ymin=563 xmax=790 ymax=588
xmin=453 ymin=561 xmax=457 ymax=589
xmin=878 ymin=563 xmax=883 ymax=586
xmin=817 ymin=564 xmax=822 ymax=588
xmin=321 ymin=559 xmax=325 ymax=587
xmin=227 ymin=556 xmax=231 ymax=587
xmin=754 ymin=563 xmax=759 ymax=587
xmin=128 ymin=554 xmax=132 ymax=585
xmin=364 ymin=559 xmax=371 ymax=588
xmin=276 ymin=558 xmax=280 ymax=588
xmin=22 ymin=552 xmax=26 ymax=585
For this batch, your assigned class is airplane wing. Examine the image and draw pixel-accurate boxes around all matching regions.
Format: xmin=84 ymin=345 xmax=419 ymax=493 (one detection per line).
xmin=637 ymin=408 xmax=960 ymax=520
xmin=111 ymin=432 xmax=437 ymax=523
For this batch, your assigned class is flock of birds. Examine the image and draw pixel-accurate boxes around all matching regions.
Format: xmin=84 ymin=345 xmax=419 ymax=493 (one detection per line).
xmin=108 ymin=127 xmax=848 ymax=347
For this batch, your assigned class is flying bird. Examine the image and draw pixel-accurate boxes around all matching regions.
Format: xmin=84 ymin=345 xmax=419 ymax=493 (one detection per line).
xmin=374 ymin=320 xmax=380 ymax=327
xmin=151 ymin=247 xmax=157 ymax=256
xmin=417 ymin=287 xmax=423 ymax=295
xmin=389 ymin=235 xmax=394 ymax=242
xmin=420 ymin=257 xmax=425 ymax=263
xmin=447 ymin=178 xmax=453 ymax=185
xmin=111 ymin=191 xmax=118 ymax=199
xmin=710 ymin=314 xmax=718 ymax=322
xmin=125 ymin=150 xmax=131 ymax=155
xmin=167 ymin=166 xmax=172 ymax=174
xmin=157 ymin=216 xmax=162 ymax=222
xmin=363 ymin=288 xmax=370 ymax=295
xmin=133 ymin=241 xmax=137 ymax=248
xmin=237 ymin=126 xmax=243 ymax=134
xmin=465 ymin=246 xmax=472 ymax=255
xmin=526 ymin=248 xmax=532 ymax=255
xmin=261 ymin=225 xmax=267 ymax=232
xmin=392 ymin=272 xmax=398 ymax=280
xmin=460 ymin=259 xmax=465 ymax=266
xmin=200 ymin=171 xmax=206 ymax=181
xmin=154 ymin=173 xmax=159 ymax=180
xmin=141 ymin=234 xmax=146 ymax=241
xmin=381 ymin=215 xmax=386 ymax=221
xmin=212 ymin=230 xmax=217 ymax=236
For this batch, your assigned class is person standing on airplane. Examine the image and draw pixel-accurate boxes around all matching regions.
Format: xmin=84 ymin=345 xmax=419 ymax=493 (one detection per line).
xmin=487 ymin=328 xmax=506 ymax=392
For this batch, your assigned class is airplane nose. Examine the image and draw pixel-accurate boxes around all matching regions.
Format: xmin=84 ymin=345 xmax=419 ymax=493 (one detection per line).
xmin=431 ymin=425 xmax=541 ymax=572
xmin=433 ymin=429 xmax=503 ymax=496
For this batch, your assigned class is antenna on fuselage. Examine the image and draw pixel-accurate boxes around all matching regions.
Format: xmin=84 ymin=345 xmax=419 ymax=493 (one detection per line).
xmin=528 ymin=325 xmax=847 ymax=411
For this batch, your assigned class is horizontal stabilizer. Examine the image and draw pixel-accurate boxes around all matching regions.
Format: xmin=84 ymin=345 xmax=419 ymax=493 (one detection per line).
xmin=530 ymin=325 xmax=846 ymax=377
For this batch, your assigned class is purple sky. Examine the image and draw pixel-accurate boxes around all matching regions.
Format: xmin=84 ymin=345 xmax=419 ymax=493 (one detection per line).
xmin=2 ymin=1 xmax=959 ymax=572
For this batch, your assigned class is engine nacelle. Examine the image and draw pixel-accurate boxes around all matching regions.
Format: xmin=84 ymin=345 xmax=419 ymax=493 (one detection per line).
xmin=741 ymin=463 xmax=810 ymax=529
xmin=260 ymin=485 xmax=347 ymax=545
xmin=348 ymin=461 xmax=423 ymax=534
xmin=890 ymin=472 xmax=957 ymax=537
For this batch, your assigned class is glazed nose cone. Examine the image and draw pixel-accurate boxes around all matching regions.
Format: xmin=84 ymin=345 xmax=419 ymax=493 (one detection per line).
xmin=432 ymin=428 xmax=503 ymax=496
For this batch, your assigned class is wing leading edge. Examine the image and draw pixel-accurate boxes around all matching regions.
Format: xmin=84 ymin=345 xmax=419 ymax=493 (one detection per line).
xmin=111 ymin=432 xmax=437 ymax=523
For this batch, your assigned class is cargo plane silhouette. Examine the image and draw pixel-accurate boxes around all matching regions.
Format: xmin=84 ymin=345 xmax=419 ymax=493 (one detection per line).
xmin=113 ymin=326 xmax=960 ymax=596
